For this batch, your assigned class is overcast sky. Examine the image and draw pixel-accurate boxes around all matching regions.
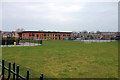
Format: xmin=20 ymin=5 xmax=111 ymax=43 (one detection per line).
xmin=2 ymin=1 xmax=118 ymax=32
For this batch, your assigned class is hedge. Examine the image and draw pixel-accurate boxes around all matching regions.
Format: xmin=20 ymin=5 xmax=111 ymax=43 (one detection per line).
xmin=0 ymin=39 xmax=19 ymax=45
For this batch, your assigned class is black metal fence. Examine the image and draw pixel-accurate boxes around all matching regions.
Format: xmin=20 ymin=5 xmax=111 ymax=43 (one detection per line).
xmin=1 ymin=40 xmax=42 ymax=47
xmin=0 ymin=60 xmax=43 ymax=80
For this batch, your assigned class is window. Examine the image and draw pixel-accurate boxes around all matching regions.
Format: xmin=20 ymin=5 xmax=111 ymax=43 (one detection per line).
xmin=29 ymin=33 xmax=32 ymax=37
xmin=55 ymin=34 xmax=57 ymax=36
xmin=44 ymin=34 xmax=46 ymax=36
xmin=37 ymin=34 xmax=39 ymax=39
xmin=67 ymin=35 xmax=70 ymax=36
xmin=40 ymin=34 xmax=42 ymax=38
xmin=63 ymin=35 xmax=66 ymax=36
xmin=32 ymin=33 xmax=34 ymax=36
xmin=53 ymin=34 xmax=55 ymax=36
xmin=29 ymin=33 xmax=30 ymax=36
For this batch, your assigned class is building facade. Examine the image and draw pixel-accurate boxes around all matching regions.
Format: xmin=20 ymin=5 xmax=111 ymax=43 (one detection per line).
xmin=2 ymin=31 xmax=19 ymax=39
xmin=18 ymin=31 xmax=72 ymax=40
xmin=100 ymin=32 xmax=117 ymax=40
xmin=74 ymin=32 xmax=117 ymax=40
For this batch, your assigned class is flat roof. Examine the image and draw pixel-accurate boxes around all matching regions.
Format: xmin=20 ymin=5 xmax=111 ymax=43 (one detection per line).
xmin=18 ymin=31 xmax=72 ymax=33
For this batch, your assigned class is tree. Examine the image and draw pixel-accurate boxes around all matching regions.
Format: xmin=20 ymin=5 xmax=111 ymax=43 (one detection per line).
xmin=21 ymin=28 xmax=25 ymax=31
xmin=16 ymin=28 xmax=25 ymax=32
xmin=82 ymin=30 xmax=88 ymax=33
xmin=96 ymin=30 xmax=101 ymax=34
xmin=90 ymin=31 xmax=94 ymax=34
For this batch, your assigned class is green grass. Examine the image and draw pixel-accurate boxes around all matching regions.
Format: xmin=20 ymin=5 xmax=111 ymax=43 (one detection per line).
xmin=2 ymin=40 xmax=118 ymax=78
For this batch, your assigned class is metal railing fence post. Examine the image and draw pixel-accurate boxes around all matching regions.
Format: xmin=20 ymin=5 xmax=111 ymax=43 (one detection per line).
xmin=26 ymin=70 xmax=29 ymax=80
xmin=2 ymin=60 xmax=4 ymax=80
xmin=40 ymin=74 xmax=43 ymax=80
xmin=16 ymin=65 xmax=19 ymax=80
xmin=8 ymin=62 xmax=11 ymax=79
xmin=13 ymin=62 xmax=15 ymax=80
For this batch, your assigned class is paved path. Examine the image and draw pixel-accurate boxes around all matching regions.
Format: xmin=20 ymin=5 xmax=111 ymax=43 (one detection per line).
xmin=74 ymin=40 xmax=116 ymax=42
xmin=0 ymin=42 xmax=41 ymax=47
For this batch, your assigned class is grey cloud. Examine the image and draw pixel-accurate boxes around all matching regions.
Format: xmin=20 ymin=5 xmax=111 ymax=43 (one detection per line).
xmin=2 ymin=2 xmax=118 ymax=32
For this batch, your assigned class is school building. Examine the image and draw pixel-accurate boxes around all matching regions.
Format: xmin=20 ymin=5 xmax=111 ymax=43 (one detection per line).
xmin=18 ymin=31 xmax=72 ymax=40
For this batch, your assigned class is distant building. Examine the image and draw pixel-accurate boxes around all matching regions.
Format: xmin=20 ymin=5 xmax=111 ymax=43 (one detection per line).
xmin=1 ymin=30 xmax=118 ymax=40
xmin=2 ymin=31 xmax=19 ymax=39
xmin=0 ymin=31 xmax=1 ymax=39
xmin=100 ymin=32 xmax=117 ymax=40
xmin=18 ymin=31 xmax=72 ymax=40
xmin=74 ymin=32 xmax=117 ymax=40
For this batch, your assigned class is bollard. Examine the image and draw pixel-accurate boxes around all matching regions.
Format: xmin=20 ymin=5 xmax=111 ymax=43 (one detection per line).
xmin=14 ymin=42 xmax=16 ymax=46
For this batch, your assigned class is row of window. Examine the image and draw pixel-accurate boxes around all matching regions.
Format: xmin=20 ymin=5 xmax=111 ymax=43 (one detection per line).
xmin=24 ymin=37 xmax=67 ymax=40
xmin=79 ymin=35 xmax=114 ymax=37
xmin=26 ymin=33 xmax=70 ymax=37
xmin=39 ymin=37 xmax=66 ymax=40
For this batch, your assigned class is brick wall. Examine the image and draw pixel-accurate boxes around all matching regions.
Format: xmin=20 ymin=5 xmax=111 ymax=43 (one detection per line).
xmin=21 ymin=32 xmax=71 ymax=40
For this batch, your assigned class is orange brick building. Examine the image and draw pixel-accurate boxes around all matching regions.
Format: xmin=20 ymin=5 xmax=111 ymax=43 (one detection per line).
xmin=18 ymin=31 xmax=72 ymax=40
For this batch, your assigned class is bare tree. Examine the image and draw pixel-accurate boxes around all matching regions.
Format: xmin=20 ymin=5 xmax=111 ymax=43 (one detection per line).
xmin=16 ymin=28 xmax=25 ymax=31
xmin=82 ymin=30 xmax=88 ymax=33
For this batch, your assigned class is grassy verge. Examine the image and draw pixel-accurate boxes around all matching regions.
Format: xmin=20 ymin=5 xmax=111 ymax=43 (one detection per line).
xmin=2 ymin=40 xmax=118 ymax=78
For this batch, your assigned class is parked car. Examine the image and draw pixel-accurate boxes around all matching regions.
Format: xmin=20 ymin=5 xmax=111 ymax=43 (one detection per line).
xmin=115 ymin=35 xmax=120 ymax=40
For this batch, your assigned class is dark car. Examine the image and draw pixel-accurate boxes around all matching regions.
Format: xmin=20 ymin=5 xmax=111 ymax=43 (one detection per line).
xmin=115 ymin=35 xmax=120 ymax=40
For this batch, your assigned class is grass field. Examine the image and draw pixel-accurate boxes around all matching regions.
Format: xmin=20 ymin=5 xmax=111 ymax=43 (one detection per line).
xmin=2 ymin=40 xmax=118 ymax=78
